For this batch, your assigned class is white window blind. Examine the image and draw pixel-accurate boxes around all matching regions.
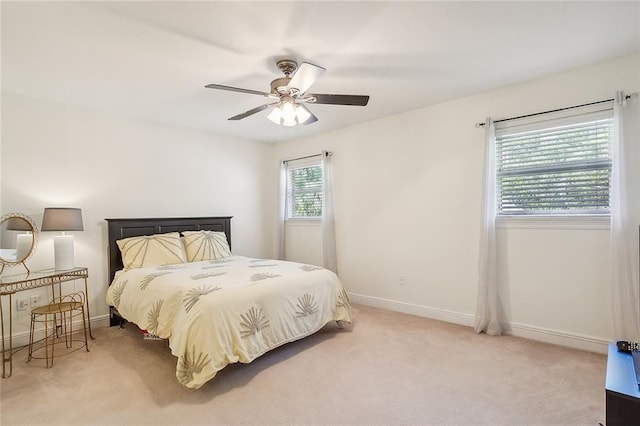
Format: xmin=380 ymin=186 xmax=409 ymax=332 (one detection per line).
xmin=286 ymin=156 xmax=323 ymax=219
xmin=495 ymin=105 xmax=613 ymax=216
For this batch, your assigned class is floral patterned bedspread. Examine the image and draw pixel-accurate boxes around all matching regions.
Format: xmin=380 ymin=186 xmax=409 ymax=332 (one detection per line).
xmin=105 ymin=256 xmax=351 ymax=388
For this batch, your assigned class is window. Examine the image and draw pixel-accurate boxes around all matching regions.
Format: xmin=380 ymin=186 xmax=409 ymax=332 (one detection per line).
xmin=286 ymin=157 xmax=323 ymax=219
xmin=495 ymin=105 xmax=613 ymax=216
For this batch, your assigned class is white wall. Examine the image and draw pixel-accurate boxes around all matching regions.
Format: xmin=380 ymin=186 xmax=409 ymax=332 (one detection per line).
xmin=1 ymin=93 xmax=274 ymax=336
xmin=283 ymin=221 xmax=322 ymax=265
xmin=272 ymin=53 xmax=640 ymax=353
xmin=2 ymin=54 xmax=637 ymax=353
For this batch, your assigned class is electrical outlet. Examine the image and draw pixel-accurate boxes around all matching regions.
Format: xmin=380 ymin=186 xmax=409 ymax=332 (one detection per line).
xmin=16 ymin=298 xmax=29 ymax=311
xmin=30 ymin=295 xmax=41 ymax=308
xmin=399 ymin=276 xmax=406 ymax=285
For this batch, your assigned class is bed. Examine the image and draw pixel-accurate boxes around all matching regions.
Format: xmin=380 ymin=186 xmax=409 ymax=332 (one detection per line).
xmin=104 ymin=217 xmax=351 ymax=389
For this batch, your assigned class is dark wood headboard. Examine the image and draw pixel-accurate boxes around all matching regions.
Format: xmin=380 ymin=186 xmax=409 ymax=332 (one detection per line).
xmin=105 ymin=216 xmax=232 ymax=284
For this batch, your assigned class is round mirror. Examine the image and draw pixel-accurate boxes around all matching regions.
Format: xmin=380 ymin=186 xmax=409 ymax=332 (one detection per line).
xmin=0 ymin=213 xmax=38 ymax=273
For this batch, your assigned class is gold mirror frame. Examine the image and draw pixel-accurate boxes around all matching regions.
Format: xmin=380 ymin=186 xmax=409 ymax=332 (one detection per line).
xmin=0 ymin=213 xmax=38 ymax=275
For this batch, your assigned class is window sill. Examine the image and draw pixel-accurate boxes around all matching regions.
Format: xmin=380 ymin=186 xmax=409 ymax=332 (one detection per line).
xmin=285 ymin=218 xmax=322 ymax=227
xmin=496 ymin=215 xmax=610 ymax=230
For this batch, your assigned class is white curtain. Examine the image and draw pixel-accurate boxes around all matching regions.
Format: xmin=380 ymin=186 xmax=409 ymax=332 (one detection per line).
xmin=474 ymin=118 xmax=505 ymax=335
xmin=610 ymin=91 xmax=640 ymax=341
xmin=277 ymin=161 xmax=287 ymax=260
xmin=321 ymin=151 xmax=338 ymax=273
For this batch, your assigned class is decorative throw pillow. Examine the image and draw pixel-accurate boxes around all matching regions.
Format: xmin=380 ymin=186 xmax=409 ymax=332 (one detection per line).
xmin=117 ymin=232 xmax=186 ymax=270
xmin=182 ymin=230 xmax=231 ymax=262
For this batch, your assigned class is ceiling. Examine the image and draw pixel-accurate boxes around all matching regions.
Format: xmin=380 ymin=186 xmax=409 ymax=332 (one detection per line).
xmin=2 ymin=1 xmax=639 ymax=143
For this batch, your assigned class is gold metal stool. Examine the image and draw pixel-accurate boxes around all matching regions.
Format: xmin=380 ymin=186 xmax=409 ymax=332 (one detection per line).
xmin=28 ymin=292 xmax=89 ymax=368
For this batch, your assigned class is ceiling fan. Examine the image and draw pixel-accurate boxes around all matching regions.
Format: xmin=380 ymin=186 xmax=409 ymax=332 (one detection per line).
xmin=205 ymin=59 xmax=370 ymax=127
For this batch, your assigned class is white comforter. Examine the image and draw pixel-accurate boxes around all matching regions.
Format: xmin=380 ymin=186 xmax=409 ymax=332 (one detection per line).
xmin=105 ymin=256 xmax=351 ymax=388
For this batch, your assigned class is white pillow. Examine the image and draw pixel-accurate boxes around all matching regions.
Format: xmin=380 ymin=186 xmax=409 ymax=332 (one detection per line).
xmin=117 ymin=232 xmax=186 ymax=270
xmin=182 ymin=230 xmax=231 ymax=262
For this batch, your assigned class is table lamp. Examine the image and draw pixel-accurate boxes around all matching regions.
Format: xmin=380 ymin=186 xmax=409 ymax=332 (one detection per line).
xmin=41 ymin=207 xmax=83 ymax=270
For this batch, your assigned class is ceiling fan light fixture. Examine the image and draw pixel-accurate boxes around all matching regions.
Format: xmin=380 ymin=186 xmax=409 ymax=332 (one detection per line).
xmin=267 ymin=99 xmax=310 ymax=127
xmin=267 ymin=104 xmax=283 ymax=125
xmin=295 ymin=104 xmax=312 ymax=124
xmin=281 ymin=101 xmax=297 ymax=126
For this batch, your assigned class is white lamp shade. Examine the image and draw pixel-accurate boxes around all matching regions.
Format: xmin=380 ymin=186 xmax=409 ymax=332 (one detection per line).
xmin=267 ymin=100 xmax=311 ymax=126
xmin=267 ymin=106 xmax=283 ymax=125
xmin=280 ymin=101 xmax=297 ymax=126
xmin=295 ymin=104 xmax=311 ymax=123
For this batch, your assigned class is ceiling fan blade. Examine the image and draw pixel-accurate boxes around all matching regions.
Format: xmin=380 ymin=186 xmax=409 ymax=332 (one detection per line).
xmin=287 ymin=62 xmax=326 ymax=95
xmin=205 ymin=83 xmax=274 ymax=98
xmin=299 ymin=104 xmax=318 ymax=125
xmin=228 ymin=104 xmax=271 ymax=121
xmin=308 ymin=93 xmax=370 ymax=106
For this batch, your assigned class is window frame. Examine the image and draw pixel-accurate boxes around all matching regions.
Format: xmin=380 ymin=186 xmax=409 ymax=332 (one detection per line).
xmin=285 ymin=156 xmax=324 ymax=222
xmin=494 ymin=103 xmax=613 ymax=219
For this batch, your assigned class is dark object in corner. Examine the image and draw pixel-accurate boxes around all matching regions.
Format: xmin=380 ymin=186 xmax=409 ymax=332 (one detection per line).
xmin=617 ymin=340 xmax=640 ymax=353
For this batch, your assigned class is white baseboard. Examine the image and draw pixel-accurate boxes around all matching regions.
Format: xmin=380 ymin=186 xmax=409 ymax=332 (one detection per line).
xmin=507 ymin=321 xmax=609 ymax=354
xmin=349 ymin=293 xmax=609 ymax=354
xmin=4 ymin=314 xmax=110 ymax=350
xmin=349 ymin=293 xmax=475 ymax=327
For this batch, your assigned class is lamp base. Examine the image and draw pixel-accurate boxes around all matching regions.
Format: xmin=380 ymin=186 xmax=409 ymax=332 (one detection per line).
xmin=53 ymin=235 xmax=74 ymax=270
xmin=16 ymin=233 xmax=33 ymax=261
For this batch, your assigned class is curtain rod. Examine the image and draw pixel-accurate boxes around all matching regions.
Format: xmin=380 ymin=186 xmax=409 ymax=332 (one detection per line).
xmin=475 ymin=93 xmax=637 ymax=127
xmin=283 ymin=151 xmax=332 ymax=163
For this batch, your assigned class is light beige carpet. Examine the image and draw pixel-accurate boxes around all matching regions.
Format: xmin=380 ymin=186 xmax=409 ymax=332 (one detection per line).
xmin=0 ymin=304 xmax=606 ymax=425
